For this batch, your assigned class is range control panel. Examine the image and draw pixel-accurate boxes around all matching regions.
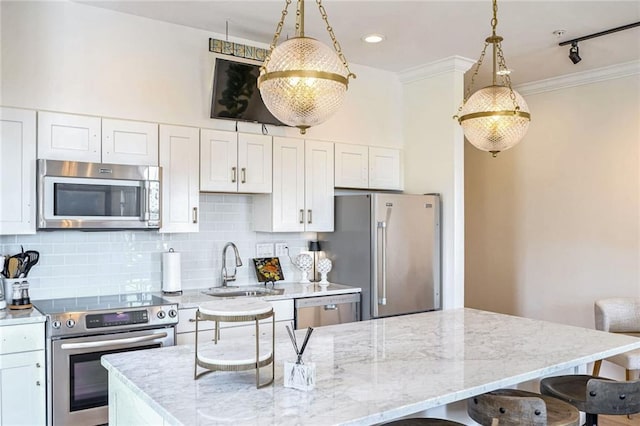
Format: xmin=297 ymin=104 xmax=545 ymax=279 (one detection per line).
xmin=45 ymin=304 xmax=178 ymax=338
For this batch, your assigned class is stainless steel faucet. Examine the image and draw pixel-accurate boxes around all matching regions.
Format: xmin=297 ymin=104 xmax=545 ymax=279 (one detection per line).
xmin=221 ymin=242 xmax=243 ymax=287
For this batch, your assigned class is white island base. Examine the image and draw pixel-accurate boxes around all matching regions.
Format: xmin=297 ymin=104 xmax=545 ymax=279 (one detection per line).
xmin=103 ymin=308 xmax=640 ymax=426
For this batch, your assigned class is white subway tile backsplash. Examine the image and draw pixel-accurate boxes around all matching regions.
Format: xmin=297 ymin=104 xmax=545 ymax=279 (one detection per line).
xmin=0 ymin=194 xmax=314 ymax=300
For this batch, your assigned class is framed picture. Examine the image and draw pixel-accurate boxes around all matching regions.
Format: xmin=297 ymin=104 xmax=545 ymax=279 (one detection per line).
xmin=252 ymin=257 xmax=285 ymax=283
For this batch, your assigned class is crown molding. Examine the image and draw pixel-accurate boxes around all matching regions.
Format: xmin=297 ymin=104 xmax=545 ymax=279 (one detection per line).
xmin=399 ymin=56 xmax=476 ymax=84
xmin=516 ymin=60 xmax=640 ymax=96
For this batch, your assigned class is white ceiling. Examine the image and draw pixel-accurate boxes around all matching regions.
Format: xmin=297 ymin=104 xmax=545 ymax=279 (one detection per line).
xmin=80 ymin=1 xmax=640 ymax=84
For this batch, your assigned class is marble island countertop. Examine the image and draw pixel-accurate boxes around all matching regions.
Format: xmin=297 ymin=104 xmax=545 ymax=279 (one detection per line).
xmin=102 ymin=308 xmax=640 ymax=425
xmin=162 ymin=282 xmax=361 ymax=309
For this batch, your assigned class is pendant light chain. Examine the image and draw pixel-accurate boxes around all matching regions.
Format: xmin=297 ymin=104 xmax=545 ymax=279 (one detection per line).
xmin=261 ymin=0 xmax=292 ymax=73
xmin=316 ymin=0 xmax=356 ymax=79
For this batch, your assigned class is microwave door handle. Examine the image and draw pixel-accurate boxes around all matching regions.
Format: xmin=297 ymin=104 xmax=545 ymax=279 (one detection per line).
xmin=141 ymin=181 xmax=150 ymax=221
xmin=59 ymin=332 xmax=168 ymax=350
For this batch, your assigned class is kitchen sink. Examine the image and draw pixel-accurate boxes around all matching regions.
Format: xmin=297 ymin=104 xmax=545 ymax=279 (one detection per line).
xmin=202 ymin=287 xmax=285 ymax=298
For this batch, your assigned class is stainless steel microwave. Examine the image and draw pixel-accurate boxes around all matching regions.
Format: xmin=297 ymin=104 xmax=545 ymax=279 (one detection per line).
xmin=37 ymin=159 xmax=161 ymax=230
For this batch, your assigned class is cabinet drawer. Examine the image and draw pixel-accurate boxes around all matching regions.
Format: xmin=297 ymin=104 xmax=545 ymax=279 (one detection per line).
xmin=177 ymin=299 xmax=294 ymax=334
xmin=0 ymin=323 xmax=45 ymax=355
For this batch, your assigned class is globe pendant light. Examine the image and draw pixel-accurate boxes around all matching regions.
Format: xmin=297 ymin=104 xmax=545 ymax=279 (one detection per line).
xmin=258 ymin=0 xmax=356 ymax=135
xmin=455 ymin=0 xmax=531 ymax=157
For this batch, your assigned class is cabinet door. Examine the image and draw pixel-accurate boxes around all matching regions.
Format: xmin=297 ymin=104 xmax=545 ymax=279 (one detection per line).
xmin=37 ymin=111 xmax=101 ymax=162
xmin=369 ymin=147 xmax=402 ymax=190
xmin=0 ymin=108 xmax=36 ymax=235
xmin=102 ymin=118 xmax=158 ymax=166
xmin=159 ymin=125 xmax=200 ymax=233
xmin=272 ymin=137 xmax=305 ymax=232
xmin=238 ymin=133 xmax=272 ymax=193
xmin=305 ymin=140 xmax=334 ymax=232
xmin=200 ymin=129 xmax=238 ymax=192
xmin=334 ymin=143 xmax=368 ymax=188
xmin=0 ymin=350 xmax=46 ymax=426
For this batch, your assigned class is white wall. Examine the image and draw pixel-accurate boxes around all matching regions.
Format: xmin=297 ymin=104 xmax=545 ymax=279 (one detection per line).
xmin=465 ymin=74 xmax=640 ymax=328
xmin=0 ymin=0 xmax=401 ymax=147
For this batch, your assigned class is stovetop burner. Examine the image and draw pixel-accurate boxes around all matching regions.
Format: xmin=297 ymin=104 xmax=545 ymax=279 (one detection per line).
xmin=33 ymin=292 xmax=169 ymax=314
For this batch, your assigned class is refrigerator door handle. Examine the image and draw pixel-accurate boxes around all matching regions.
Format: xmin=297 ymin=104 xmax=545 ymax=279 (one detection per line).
xmin=377 ymin=221 xmax=388 ymax=307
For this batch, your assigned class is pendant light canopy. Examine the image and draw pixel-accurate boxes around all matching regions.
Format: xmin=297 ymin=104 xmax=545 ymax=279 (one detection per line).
xmin=258 ymin=0 xmax=355 ymax=135
xmin=455 ymin=0 xmax=531 ymax=157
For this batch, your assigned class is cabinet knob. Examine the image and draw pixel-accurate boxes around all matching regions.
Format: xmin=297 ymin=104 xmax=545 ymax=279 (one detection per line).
xmin=36 ymin=381 xmax=41 ymax=386
xmin=36 ymin=362 xmax=41 ymax=368
xmin=189 ymin=318 xmax=196 ymax=322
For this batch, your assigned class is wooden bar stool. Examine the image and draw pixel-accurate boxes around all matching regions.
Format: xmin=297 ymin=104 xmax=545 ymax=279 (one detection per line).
xmin=468 ymin=389 xmax=580 ymax=426
xmin=381 ymin=418 xmax=465 ymax=425
xmin=194 ymin=298 xmax=275 ymax=388
xmin=540 ymin=375 xmax=640 ymax=426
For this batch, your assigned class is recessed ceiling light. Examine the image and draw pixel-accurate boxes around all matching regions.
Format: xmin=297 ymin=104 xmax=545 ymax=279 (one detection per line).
xmin=362 ymin=33 xmax=385 ymax=44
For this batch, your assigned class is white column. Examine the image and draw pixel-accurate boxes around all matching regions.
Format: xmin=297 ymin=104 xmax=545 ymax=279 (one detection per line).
xmin=399 ymin=56 xmax=475 ymax=309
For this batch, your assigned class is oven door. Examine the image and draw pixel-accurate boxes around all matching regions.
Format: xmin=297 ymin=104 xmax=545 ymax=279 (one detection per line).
xmin=51 ymin=327 xmax=174 ymax=426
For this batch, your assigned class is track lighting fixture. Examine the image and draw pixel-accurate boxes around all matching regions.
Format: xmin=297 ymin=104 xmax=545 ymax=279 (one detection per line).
xmin=568 ymin=42 xmax=581 ymax=64
xmin=559 ymin=21 xmax=640 ymax=65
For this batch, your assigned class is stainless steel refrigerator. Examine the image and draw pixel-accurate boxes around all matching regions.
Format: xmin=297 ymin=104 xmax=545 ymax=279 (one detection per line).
xmin=319 ymin=193 xmax=441 ymax=320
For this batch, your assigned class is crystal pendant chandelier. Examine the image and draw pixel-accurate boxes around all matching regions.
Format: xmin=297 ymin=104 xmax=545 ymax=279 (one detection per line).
xmin=455 ymin=0 xmax=531 ymax=157
xmin=258 ymin=0 xmax=356 ymax=135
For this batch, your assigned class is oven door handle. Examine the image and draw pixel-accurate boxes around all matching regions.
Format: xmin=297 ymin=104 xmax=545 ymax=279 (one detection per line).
xmin=59 ymin=332 xmax=168 ymax=350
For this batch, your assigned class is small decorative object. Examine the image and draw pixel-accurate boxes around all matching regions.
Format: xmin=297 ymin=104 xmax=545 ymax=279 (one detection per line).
xmin=295 ymin=254 xmax=313 ymax=283
xmin=284 ymin=325 xmax=315 ymax=391
xmin=317 ymin=258 xmax=332 ymax=286
xmin=252 ymin=257 xmax=285 ymax=285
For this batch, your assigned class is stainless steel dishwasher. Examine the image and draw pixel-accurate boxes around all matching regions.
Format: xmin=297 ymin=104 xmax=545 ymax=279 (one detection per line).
xmin=295 ymin=293 xmax=360 ymax=329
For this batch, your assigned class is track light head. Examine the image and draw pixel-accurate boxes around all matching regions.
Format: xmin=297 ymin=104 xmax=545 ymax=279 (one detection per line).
xmin=569 ymin=42 xmax=582 ymax=64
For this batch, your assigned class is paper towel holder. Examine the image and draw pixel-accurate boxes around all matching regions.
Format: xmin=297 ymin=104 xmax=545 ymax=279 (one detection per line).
xmin=162 ymin=248 xmax=183 ymax=295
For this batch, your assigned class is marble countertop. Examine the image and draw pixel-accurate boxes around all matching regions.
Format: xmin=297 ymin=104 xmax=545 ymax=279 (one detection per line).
xmin=0 ymin=306 xmax=46 ymax=326
xmin=162 ymin=282 xmax=361 ymax=309
xmin=102 ymin=308 xmax=640 ymax=426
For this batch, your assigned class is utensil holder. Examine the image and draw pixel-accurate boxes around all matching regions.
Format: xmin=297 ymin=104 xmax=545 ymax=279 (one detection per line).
xmin=284 ymin=361 xmax=316 ymax=391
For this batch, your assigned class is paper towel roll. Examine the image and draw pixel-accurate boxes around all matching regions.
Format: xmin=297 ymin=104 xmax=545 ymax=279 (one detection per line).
xmin=162 ymin=249 xmax=182 ymax=294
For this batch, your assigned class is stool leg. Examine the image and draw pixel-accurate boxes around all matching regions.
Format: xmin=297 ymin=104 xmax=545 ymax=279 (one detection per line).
xmin=585 ymin=412 xmax=598 ymax=426
xmin=592 ymin=359 xmax=602 ymax=376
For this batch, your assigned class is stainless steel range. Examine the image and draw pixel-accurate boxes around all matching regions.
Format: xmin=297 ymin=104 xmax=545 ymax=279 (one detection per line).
xmin=33 ymin=293 xmax=178 ymax=426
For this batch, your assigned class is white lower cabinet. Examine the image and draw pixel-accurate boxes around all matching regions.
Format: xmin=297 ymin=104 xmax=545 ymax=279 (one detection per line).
xmin=176 ymin=299 xmax=294 ymax=346
xmin=109 ymin=373 xmax=165 ymax=426
xmin=159 ymin=125 xmax=200 ymax=233
xmin=0 ymin=107 xmax=37 ymax=235
xmin=0 ymin=323 xmax=46 ymax=426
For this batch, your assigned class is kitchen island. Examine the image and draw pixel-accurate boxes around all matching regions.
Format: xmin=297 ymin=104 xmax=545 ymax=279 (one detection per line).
xmin=102 ymin=308 xmax=640 ymax=425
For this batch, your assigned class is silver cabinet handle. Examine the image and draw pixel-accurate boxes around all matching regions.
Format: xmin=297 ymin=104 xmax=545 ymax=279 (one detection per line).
xmin=189 ymin=318 xmax=196 ymax=322
xmin=324 ymin=304 xmax=337 ymax=310
xmin=192 ymin=207 xmax=198 ymax=224
xmin=307 ymin=209 xmax=312 ymax=224
xmin=36 ymin=381 xmax=41 ymax=386
xmin=299 ymin=209 xmax=304 ymax=224
xmin=241 ymin=167 xmax=246 ymax=184
xmin=231 ymin=167 xmax=237 ymax=183
xmin=36 ymin=363 xmax=41 ymax=368
xmin=378 ymin=221 xmax=387 ymax=306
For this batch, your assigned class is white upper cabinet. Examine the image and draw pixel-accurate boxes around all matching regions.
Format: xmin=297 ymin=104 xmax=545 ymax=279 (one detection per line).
xmin=38 ymin=111 xmax=158 ymax=165
xmin=0 ymin=107 xmax=37 ymax=235
xmin=369 ymin=147 xmax=402 ymax=190
xmin=159 ymin=125 xmax=200 ymax=233
xmin=200 ymin=129 xmax=272 ymax=194
xmin=253 ymin=138 xmax=333 ymax=232
xmin=102 ymin=118 xmax=158 ymax=166
xmin=334 ymin=142 xmax=402 ymax=190
xmin=38 ymin=111 xmax=101 ymax=162
xmin=334 ymin=143 xmax=368 ymax=188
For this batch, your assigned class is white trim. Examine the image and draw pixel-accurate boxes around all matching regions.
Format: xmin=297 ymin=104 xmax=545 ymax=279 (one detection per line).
xmin=516 ymin=60 xmax=640 ymax=96
xmin=398 ymin=56 xmax=476 ymax=84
